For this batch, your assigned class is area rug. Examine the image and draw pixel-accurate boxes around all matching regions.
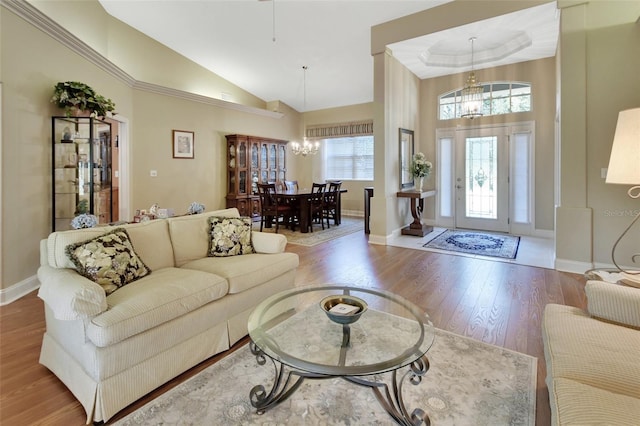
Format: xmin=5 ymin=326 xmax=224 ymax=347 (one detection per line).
xmin=253 ymin=216 xmax=362 ymax=246
xmin=113 ymin=328 xmax=536 ymax=426
xmin=424 ymin=229 xmax=520 ymax=259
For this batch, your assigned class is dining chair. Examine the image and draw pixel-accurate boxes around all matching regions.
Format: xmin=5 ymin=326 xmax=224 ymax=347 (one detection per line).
xmin=267 ymin=180 xmax=286 ymax=191
xmin=323 ymin=180 xmax=342 ymax=228
xmin=282 ymin=180 xmax=301 ymax=228
xmin=284 ymin=180 xmax=299 ymax=191
xmin=257 ymin=183 xmax=293 ymax=232
xmin=308 ymin=182 xmax=326 ymax=232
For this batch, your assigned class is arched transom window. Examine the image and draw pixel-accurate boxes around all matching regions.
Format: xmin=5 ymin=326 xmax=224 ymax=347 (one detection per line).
xmin=439 ymin=82 xmax=532 ymax=120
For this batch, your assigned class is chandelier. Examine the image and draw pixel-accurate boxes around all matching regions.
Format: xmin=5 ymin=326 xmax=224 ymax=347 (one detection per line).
xmin=291 ymin=139 xmax=320 ymax=156
xmin=460 ymin=37 xmax=483 ymax=119
xmin=292 ymin=66 xmax=320 ymax=156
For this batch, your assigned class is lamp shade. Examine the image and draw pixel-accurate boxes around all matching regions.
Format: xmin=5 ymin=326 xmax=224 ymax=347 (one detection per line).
xmin=606 ymin=108 xmax=640 ymax=185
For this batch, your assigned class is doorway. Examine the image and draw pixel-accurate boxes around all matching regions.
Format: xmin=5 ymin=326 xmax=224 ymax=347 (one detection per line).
xmin=436 ymin=122 xmax=534 ymax=235
xmin=455 ymin=127 xmax=509 ymax=232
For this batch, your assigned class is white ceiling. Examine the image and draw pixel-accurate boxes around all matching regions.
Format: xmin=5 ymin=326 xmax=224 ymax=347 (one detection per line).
xmin=98 ymin=0 xmax=559 ymax=112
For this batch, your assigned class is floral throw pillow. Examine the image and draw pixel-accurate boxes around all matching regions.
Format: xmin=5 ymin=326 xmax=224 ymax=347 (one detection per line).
xmin=65 ymin=228 xmax=151 ymax=295
xmin=208 ymin=216 xmax=255 ymax=257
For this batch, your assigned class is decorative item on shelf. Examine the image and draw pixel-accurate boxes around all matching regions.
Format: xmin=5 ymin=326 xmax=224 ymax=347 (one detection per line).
xmin=71 ymin=213 xmax=98 ymax=229
xmin=410 ymin=152 xmax=432 ymax=192
xmin=460 ymin=37 xmax=484 ymax=120
xmin=74 ymin=199 xmax=89 ymax=215
xmin=320 ymin=294 xmax=368 ymax=325
xmin=61 ymin=126 xmax=73 ymax=143
xmin=291 ymin=65 xmax=320 ymax=157
xmin=51 ymin=81 xmax=116 ymax=118
xmin=605 ymin=107 xmax=640 ymax=275
xmin=149 ymin=203 xmax=159 ymax=217
xmin=187 ymin=202 xmax=205 ymax=215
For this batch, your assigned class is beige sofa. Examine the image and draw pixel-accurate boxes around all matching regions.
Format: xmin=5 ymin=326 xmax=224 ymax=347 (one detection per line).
xmin=37 ymin=208 xmax=299 ymax=424
xmin=542 ymin=280 xmax=640 ymax=425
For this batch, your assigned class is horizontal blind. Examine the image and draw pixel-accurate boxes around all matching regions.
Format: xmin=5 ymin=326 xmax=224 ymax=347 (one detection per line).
xmin=324 ymin=136 xmax=374 ymax=180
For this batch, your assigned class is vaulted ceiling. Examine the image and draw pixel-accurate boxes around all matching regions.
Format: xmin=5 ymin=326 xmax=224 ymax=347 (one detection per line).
xmin=98 ymin=0 xmax=559 ymax=112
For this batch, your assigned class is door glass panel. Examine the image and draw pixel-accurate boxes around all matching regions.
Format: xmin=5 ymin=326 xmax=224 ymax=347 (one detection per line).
xmin=465 ymin=136 xmax=497 ymax=219
xmin=512 ymin=133 xmax=530 ymax=223
xmin=438 ymin=137 xmax=453 ymax=218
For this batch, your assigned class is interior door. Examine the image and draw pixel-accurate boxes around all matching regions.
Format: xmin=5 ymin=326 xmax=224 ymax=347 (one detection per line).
xmin=455 ymin=127 xmax=509 ymax=232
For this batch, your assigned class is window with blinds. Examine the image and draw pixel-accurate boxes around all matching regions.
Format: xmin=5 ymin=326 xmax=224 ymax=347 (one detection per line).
xmin=323 ymin=136 xmax=374 ymax=180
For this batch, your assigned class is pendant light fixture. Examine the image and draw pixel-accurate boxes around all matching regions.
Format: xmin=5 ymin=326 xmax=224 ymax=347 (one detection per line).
xmin=291 ymin=65 xmax=320 ymax=156
xmin=460 ymin=37 xmax=484 ymax=119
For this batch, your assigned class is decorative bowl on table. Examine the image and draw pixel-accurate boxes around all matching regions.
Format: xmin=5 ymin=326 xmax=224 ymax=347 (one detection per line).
xmin=320 ymin=294 xmax=368 ymax=325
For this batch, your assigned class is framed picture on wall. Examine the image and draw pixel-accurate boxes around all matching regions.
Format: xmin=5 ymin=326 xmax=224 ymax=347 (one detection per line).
xmin=399 ymin=128 xmax=414 ymax=189
xmin=173 ymin=130 xmax=195 ymax=159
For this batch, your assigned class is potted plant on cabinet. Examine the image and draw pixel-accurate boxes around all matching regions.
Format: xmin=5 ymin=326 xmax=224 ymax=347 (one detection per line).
xmin=51 ymin=81 xmax=116 ymax=118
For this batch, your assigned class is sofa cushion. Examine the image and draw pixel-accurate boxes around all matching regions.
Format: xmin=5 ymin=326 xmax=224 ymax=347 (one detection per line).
xmin=168 ymin=208 xmax=240 ymax=267
xmin=207 ymin=216 xmax=254 ymax=257
xmin=48 ymin=226 xmax=115 ymax=269
xmin=65 ymin=228 xmax=151 ymax=295
xmin=543 ymin=304 xmax=640 ymax=400
xmin=586 ymin=280 xmax=640 ymax=328
xmin=181 ymin=252 xmax=299 ymax=294
xmin=550 ymin=378 xmax=640 ymax=425
xmin=122 ymin=219 xmax=175 ymax=271
xmin=86 ymin=267 xmax=228 ymax=347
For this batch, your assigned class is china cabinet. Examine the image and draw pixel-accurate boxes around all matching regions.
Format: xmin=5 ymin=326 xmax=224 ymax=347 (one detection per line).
xmin=226 ymin=134 xmax=288 ymax=217
xmin=51 ymin=116 xmax=112 ymax=231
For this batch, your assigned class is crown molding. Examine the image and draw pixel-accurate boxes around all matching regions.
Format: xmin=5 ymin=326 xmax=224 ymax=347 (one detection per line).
xmin=132 ymin=81 xmax=284 ymax=118
xmin=2 ymin=0 xmax=136 ymax=85
xmin=1 ymin=0 xmax=283 ymax=119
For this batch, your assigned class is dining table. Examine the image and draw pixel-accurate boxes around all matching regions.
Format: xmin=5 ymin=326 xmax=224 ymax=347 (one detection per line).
xmin=265 ymin=187 xmax=347 ymax=233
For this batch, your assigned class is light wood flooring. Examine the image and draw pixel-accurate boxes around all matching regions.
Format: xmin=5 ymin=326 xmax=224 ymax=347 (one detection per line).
xmin=0 ymin=230 xmax=587 ymax=425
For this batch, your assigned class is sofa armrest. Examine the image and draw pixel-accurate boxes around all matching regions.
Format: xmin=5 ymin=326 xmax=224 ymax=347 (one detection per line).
xmin=586 ymin=280 xmax=640 ymax=328
xmin=251 ymin=231 xmax=287 ymax=254
xmin=37 ymin=265 xmax=107 ymax=320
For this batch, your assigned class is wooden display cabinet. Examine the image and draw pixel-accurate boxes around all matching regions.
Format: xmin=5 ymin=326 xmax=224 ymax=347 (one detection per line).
xmin=226 ymin=134 xmax=288 ymax=217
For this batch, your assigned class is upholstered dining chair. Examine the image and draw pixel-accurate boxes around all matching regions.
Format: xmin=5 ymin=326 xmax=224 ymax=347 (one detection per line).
xmin=257 ymin=183 xmax=293 ymax=232
xmin=308 ymin=182 xmax=326 ymax=232
xmin=323 ymin=180 xmax=342 ymax=228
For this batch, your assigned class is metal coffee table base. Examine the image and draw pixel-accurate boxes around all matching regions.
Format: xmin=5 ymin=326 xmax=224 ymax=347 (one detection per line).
xmin=249 ymin=341 xmax=431 ymax=426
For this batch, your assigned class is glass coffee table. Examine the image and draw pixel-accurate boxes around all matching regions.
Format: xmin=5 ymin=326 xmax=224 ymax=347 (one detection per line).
xmin=247 ymin=284 xmax=435 ymax=425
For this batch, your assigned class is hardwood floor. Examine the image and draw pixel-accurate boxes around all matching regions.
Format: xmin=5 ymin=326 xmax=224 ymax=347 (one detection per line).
xmin=0 ymin=230 xmax=587 ymax=425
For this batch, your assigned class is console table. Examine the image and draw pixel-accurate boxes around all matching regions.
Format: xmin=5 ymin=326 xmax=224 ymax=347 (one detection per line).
xmin=397 ymin=189 xmax=436 ymax=237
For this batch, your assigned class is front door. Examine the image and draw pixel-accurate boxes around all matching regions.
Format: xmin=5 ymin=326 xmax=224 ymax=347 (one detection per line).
xmin=455 ymin=127 xmax=509 ymax=232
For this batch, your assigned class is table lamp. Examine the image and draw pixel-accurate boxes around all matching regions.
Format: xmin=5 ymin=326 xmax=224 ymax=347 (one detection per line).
xmin=605 ymin=107 xmax=640 ymax=278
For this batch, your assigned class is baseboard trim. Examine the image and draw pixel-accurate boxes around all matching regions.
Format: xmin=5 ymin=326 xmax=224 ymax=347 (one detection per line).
xmin=533 ymin=229 xmax=554 ymax=239
xmin=0 ymin=275 xmax=40 ymax=305
xmin=554 ymin=258 xmax=592 ymax=274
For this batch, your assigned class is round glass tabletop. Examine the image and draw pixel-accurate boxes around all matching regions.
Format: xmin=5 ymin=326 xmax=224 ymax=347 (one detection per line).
xmin=248 ymin=284 xmax=435 ymax=376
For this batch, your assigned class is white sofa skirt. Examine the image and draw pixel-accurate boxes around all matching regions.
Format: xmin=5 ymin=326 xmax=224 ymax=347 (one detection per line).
xmin=39 ymin=270 xmax=296 ymax=424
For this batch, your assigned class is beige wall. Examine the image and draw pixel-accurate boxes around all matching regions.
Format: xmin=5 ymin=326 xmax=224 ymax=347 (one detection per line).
xmin=556 ymin=0 xmax=640 ymax=270
xmin=0 ymin=3 xmax=301 ymax=293
xmin=420 ymin=57 xmax=557 ymax=231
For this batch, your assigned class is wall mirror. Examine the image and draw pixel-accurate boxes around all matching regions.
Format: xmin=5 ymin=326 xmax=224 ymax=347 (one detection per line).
xmin=399 ymin=128 xmax=414 ymax=189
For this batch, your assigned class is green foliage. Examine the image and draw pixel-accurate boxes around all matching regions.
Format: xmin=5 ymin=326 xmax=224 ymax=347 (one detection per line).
xmin=75 ymin=199 xmax=89 ymax=215
xmin=51 ymin=81 xmax=116 ymax=118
